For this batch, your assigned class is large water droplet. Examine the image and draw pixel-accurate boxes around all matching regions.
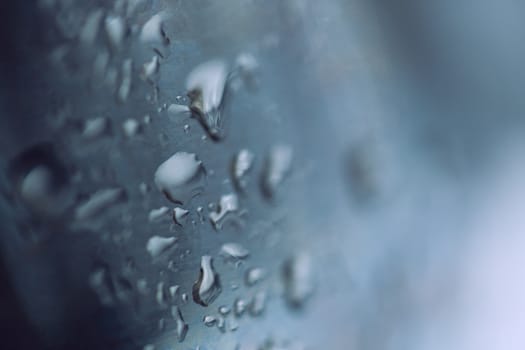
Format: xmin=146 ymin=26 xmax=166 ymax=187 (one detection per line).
xmin=231 ymin=149 xmax=254 ymax=192
xmin=220 ymin=243 xmax=250 ymax=260
xmin=154 ymin=152 xmax=204 ymax=204
xmin=209 ymin=193 xmax=239 ymax=229
xmin=192 ymin=255 xmax=221 ymax=306
xmin=146 ymin=235 xmax=177 ymax=259
xmin=186 ymin=60 xmax=229 ymax=141
xmin=75 ymin=187 xmax=127 ymax=220
xmin=282 ymin=253 xmax=313 ymax=309
xmin=260 ymin=145 xmax=293 ymax=199
xmin=171 ymin=306 xmax=188 ymax=342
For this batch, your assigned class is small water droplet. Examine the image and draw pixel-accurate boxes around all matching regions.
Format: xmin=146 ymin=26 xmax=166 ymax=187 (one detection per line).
xmin=234 ymin=298 xmax=247 ymax=317
xmin=245 ymin=267 xmax=266 ymax=286
xmin=216 ymin=316 xmax=226 ymax=333
xmin=218 ymin=305 xmax=231 ymax=315
xmin=143 ymin=114 xmax=152 ymax=124
xmin=229 ymin=318 xmax=239 ymax=332
xmin=171 ymin=306 xmax=188 ymax=342
xmin=181 ymin=292 xmax=189 ymax=303
xmin=104 ymin=15 xmax=126 ymax=49
xmin=75 ymin=187 xmax=127 ymax=220
xmin=232 ymin=149 xmax=254 ymax=192
xmin=139 ymin=182 xmax=150 ymax=195
xmin=79 ymin=9 xmax=103 ymax=45
xmin=260 ymin=145 xmax=293 ymax=199
xmin=141 ymin=55 xmax=160 ymax=82
xmin=220 ymin=243 xmax=250 ymax=260
xmin=148 ymin=206 xmax=169 ymax=222
xmin=209 ymin=193 xmax=239 ymax=229
xmin=249 ymin=291 xmax=266 ymax=316
xmin=184 ymin=124 xmax=190 ymax=133
xmin=173 ymin=207 xmax=189 ymax=225
xmin=82 ymin=117 xmax=109 ymax=139
xmin=154 ymin=152 xmax=204 ymax=204
xmin=169 ymin=285 xmax=180 ymax=299
xmin=192 ymin=255 xmax=221 ymax=306
xmin=203 ymin=315 xmax=217 ymax=327
xmin=146 ymin=235 xmax=177 ymax=259
xmin=156 ymin=282 xmax=167 ymax=308
xmin=137 ymin=278 xmax=149 ymax=294
xmin=118 ymin=59 xmax=133 ymax=102
xmin=167 ymin=103 xmax=191 ymax=115
xmin=89 ymin=264 xmax=114 ymax=306
xmin=282 ymin=253 xmax=313 ymax=309
xmin=186 ymin=60 xmax=229 ymax=141
xmin=122 ymin=118 xmax=140 ymax=137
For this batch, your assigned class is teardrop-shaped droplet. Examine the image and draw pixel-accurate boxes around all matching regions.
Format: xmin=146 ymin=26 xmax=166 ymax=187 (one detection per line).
xmin=173 ymin=207 xmax=189 ymax=225
xmin=146 ymin=235 xmax=177 ymax=259
xmin=192 ymin=255 xmax=221 ymax=306
xmin=154 ymin=152 xmax=204 ymax=204
xmin=148 ymin=206 xmax=169 ymax=222
xmin=186 ymin=60 xmax=229 ymax=141
xmin=140 ymin=12 xmax=169 ymax=47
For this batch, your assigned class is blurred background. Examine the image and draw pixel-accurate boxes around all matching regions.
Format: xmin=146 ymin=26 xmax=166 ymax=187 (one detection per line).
xmin=1 ymin=0 xmax=525 ymax=349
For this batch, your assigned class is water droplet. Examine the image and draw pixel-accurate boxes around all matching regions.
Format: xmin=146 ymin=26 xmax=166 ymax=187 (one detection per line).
xmin=192 ymin=255 xmax=221 ymax=306
xmin=167 ymin=103 xmax=190 ymax=115
xmin=245 ymin=267 xmax=266 ymax=286
xmin=184 ymin=124 xmax=190 ymax=133
xmin=158 ymin=317 xmax=165 ymax=331
xmin=282 ymin=253 xmax=313 ymax=309
xmin=209 ymin=193 xmax=239 ymax=229
xmin=169 ymin=285 xmax=180 ymax=299
xmin=181 ymin=292 xmax=189 ymax=303
xmin=203 ymin=315 xmax=217 ymax=327
xmin=141 ymin=55 xmax=160 ymax=82
xmin=75 ymin=187 xmax=127 ymax=220
xmin=137 ymin=278 xmax=149 ymax=294
xmin=218 ymin=305 xmax=231 ymax=315
xmin=220 ymin=243 xmax=250 ymax=260
xmin=140 ymin=12 xmax=169 ymax=47
xmin=89 ymin=264 xmax=114 ymax=306
xmin=234 ymin=298 xmax=247 ymax=317
xmin=232 ymin=149 xmax=254 ymax=192
xmin=118 ymin=59 xmax=133 ymax=102
xmin=146 ymin=235 xmax=177 ymax=259
xmin=186 ymin=60 xmax=229 ymax=141
xmin=216 ymin=316 xmax=226 ymax=333
xmin=156 ymin=281 xmax=167 ymax=308
xmin=173 ymin=207 xmax=189 ymax=225
xmin=104 ymin=15 xmax=126 ymax=49
xmin=79 ymin=9 xmax=103 ymax=45
xmin=171 ymin=306 xmax=188 ymax=342
xmin=249 ymin=291 xmax=266 ymax=316
xmin=148 ymin=206 xmax=169 ymax=222
xmin=260 ymin=145 xmax=293 ymax=199
xmin=122 ymin=118 xmax=140 ymax=137
xmin=143 ymin=114 xmax=152 ymax=124
xmin=82 ymin=117 xmax=109 ymax=139
xmin=229 ymin=318 xmax=239 ymax=332
xmin=139 ymin=182 xmax=150 ymax=195
xmin=154 ymin=152 xmax=204 ymax=204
